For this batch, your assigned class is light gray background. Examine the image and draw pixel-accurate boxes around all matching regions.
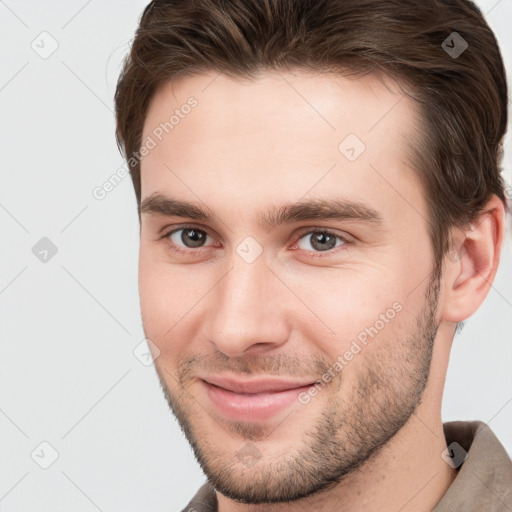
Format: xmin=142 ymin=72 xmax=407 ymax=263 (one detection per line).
xmin=1 ymin=1 xmax=511 ymax=510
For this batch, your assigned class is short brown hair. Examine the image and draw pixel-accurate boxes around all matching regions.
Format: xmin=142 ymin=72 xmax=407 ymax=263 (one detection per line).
xmin=114 ymin=0 xmax=509 ymax=272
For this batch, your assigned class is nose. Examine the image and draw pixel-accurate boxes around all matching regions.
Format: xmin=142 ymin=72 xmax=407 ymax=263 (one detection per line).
xmin=202 ymin=256 xmax=290 ymax=357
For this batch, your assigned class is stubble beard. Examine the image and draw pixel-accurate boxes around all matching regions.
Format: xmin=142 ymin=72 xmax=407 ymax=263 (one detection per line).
xmin=151 ymin=272 xmax=441 ymax=504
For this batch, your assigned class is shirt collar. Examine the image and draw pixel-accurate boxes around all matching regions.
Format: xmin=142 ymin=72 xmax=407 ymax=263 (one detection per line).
xmin=433 ymin=420 xmax=512 ymax=511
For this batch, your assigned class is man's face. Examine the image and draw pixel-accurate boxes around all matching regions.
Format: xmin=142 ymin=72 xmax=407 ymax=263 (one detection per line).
xmin=138 ymin=70 xmax=441 ymax=503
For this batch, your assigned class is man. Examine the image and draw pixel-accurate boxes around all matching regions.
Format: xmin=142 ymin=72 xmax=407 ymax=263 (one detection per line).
xmin=114 ymin=0 xmax=511 ymax=510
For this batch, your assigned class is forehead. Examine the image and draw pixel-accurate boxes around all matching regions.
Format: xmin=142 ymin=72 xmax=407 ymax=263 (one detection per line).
xmin=140 ymin=69 xmax=425 ymax=229
xmin=143 ymin=69 xmax=416 ymax=146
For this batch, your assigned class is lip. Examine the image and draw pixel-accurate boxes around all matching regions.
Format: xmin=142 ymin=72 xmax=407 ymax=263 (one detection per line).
xmin=200 ymin=375 xmax=316 ymax=422
xmin=202 ymin=375 xmax=315 ymax=394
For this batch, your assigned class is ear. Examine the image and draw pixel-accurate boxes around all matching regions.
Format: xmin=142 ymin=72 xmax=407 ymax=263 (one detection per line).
xmin=440 ymin=195 xmax=506 ymax=323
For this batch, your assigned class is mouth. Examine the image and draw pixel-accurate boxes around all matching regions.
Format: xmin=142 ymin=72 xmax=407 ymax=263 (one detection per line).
xmin=199 ymin=375 xmax=316 ymax=422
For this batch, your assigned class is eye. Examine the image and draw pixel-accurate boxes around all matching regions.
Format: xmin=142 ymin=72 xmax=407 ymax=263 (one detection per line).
xmin=160 ymin=225 xmax=350 ymax=258
xmin=294 ymin=229 xmax=348 ymax=255
xmin=162 ymin=225 xmax=214 ymax=253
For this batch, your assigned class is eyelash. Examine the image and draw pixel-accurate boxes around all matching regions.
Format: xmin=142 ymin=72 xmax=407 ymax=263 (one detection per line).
xmin=159 ymin=224 xmax=351 ymax=259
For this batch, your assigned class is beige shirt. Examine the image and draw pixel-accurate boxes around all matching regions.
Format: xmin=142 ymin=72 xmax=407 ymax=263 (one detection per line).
xmin=181 ymin=421 xmax=512 ymax=511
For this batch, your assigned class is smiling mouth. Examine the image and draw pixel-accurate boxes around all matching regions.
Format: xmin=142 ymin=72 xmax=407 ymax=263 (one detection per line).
xmin=200 ymin=376 xmax=316 ymax=422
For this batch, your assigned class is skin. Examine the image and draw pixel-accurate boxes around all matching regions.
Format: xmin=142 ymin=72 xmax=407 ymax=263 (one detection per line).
xmin=138 ymin=69 xmax=505 ymax=511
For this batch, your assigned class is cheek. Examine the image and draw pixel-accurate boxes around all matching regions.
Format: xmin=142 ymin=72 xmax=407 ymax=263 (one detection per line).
xmin=291 ymin=263 xmax=414 ymax=364
xmin=138 ymin=249 xmax=189 ymax=351
xmin=138 ymin=248 xmax=217 ymax=365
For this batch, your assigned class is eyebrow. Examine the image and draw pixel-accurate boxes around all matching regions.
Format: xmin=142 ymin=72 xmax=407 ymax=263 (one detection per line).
xmin=140 ymin=193 xmax=384 ymax=230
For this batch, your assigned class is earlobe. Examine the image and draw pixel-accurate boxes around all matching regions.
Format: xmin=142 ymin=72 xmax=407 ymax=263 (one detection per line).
xmin=441 ymin=195 xmax=505 ymax=323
